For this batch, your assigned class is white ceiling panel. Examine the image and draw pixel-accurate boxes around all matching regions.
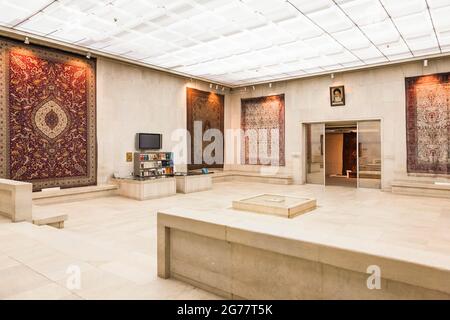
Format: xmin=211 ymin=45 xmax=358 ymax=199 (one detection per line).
xmin=0 ymin=0 xmax=447 ymax=86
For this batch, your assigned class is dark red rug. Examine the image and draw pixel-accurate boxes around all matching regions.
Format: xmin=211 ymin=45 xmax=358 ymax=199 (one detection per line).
xmin=0 ymin=38 xmax=97 ymax=191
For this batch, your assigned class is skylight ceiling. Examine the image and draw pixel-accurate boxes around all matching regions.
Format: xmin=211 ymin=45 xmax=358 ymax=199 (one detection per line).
xmin=0 ymin=0 xmax=449 ymax=86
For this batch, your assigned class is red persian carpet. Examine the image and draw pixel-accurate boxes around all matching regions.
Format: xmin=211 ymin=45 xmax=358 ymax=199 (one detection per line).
xmin=0 ymin=38 xmax=96 ymax=191
xmin=406 ymin=73 xmax=450 ymax=175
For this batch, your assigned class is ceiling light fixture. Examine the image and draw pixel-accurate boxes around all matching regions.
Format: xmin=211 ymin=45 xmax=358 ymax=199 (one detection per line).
xmin=86 ymin=52 xmax=91 ymax=59
xmin=269 ymin=83 xmax=272 ymax=88
xmin=331 ymin=73 xmax=335 ymax=79
xmin=423 ymin=59 xmax=428 ymax=67
xmin=24 ymin=37 xmax=30 ymax=44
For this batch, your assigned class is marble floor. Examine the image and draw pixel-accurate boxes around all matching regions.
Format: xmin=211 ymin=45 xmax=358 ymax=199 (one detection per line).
xmin=1 ymin=181 xmax=450 ymax=300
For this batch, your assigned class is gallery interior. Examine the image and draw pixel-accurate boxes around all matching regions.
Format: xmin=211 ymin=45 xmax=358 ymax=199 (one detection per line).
xmin=0 ymin=0 xmax=450 ymax=300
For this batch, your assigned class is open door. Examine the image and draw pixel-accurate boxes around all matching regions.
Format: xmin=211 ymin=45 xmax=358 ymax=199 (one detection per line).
xmin=357 ymin=121 xmax=382 ymax=189
xmin=305 ymin=123 xmax=325 ymax=185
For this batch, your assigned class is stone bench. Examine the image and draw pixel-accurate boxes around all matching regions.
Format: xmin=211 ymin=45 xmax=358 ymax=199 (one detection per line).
xmin=0 ymin=179 xmax=32 ymax=222
xmin=391 ymin=179 xmax=450 ymax=198
xmin=32 ymin=212 xmax=68 ymax=229
xmin=209 ymin=170 xmax=293 ymax=185
xmin=33 ymin=184 xmax=119 ymax=205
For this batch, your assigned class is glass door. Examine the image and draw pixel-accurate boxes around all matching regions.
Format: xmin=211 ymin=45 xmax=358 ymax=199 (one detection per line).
xmin=357 ymin=121 xmax=381 ymax=189
xmin=306 ymin=123 xmax=325 ymax=185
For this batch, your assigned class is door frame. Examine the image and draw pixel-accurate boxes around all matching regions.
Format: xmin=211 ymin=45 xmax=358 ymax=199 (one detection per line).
xmin=302 ymin=118 xmax=384 ymax=188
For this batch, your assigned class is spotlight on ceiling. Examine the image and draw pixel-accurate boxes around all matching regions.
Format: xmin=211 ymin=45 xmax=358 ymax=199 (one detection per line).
xmin=86 ymin=52 xmax=91 ymax=59
xmin=331 ymin=73 xmax=335 ymax=79
xmin=423 ymin=59 xmax=428 ymax=67
xmin=269 ymin=83 xmax=272 ymax=88
xmin=24 ymin=37 xmax=30 ymax=45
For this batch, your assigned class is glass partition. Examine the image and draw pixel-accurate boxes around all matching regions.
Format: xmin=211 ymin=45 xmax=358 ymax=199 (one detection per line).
xmin=357 ymin=121 xmax=381 ymax=189
xmin=306 ymin=123 xmax=325 ymax=185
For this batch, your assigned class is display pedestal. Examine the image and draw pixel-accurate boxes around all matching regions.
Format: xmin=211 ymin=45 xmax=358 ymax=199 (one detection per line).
xmin=175 ymin=174 xmax=212 ymax=194
xmin=232 ymin=194 xmax=316 ymax=218
xmin=114 ymin=177 xmax=176 ymax=200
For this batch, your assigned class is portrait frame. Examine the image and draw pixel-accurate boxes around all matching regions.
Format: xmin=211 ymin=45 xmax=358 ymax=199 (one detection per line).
xmin=330 ymin=85 xmax=345 ymax=106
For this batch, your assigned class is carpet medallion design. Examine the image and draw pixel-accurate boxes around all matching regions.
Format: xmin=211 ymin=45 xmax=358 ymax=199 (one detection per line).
xmin=241 ymin=94 xmax=285 ymax=166
xmin=0 ymin=38 xmax=97 ymax=191
xmin=33 ymin=99 xmax=70 ymax=141
xmin=406 ymin=73 xmax=450 ymax=174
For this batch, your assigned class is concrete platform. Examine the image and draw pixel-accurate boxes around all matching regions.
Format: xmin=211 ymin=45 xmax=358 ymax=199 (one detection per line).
xmin=2 ymin=181 xmax=450 ymax=300
xmin=158 ymin=207 xmax=450 ymax=299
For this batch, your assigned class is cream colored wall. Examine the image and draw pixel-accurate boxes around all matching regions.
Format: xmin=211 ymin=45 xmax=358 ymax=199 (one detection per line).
xmin=96 ymin=58 xmax=226 ymax=184
xmin=227 ymin=56 xmax=450 ymax=189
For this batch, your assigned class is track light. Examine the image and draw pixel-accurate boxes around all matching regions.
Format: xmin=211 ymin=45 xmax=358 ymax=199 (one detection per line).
xmin=86 ymin=52 xmax=91 ymax=59
xmin=423 ymin=59 xmax=428 ymax=67
xmin=24 ymin=37 xmax=30 ymax=45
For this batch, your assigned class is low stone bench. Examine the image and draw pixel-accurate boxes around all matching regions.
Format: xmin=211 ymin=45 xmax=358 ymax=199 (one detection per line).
xmin=210 ymin=170 xmax=293 ymax=185
xmin=0 ymin=179 xmax=32 ymax=222
xmin=32 ymin=212 xmax=68 ymax=229
xmin=391 ymin=179 xmax=450 ymax=198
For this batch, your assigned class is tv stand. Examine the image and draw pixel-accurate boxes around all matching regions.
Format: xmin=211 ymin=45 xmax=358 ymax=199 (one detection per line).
xmin=114 ymin=176 xmax=176 ymax=201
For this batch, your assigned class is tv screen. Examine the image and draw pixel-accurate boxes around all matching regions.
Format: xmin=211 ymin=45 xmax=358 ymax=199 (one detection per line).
xmin=137 ymin=133 xmax=162 ymax=150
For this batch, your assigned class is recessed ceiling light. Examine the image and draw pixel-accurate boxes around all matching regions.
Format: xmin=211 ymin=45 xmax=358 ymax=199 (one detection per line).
xmin=24 ymin=37 xmax=30 ymax=44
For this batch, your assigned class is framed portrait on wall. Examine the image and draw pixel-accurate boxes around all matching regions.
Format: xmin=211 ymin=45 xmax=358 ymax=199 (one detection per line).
xmin=330 ymin=85 xmax=345 ymax=106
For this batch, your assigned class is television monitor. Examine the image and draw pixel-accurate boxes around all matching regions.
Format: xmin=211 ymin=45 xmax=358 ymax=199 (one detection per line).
xmin=137 ymin=133 xmax=162 ymax=150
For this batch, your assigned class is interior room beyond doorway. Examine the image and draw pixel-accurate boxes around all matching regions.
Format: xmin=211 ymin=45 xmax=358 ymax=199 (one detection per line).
xmin=325 ymin=122 xmax=357 ymax=188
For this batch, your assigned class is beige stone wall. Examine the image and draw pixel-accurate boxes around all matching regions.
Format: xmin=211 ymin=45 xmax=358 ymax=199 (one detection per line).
xmin=226 ymin=56 xmax=450 ymax=189
xmin=96 ymin=55 xmax=450 ymax=188
xmin=96 ymin=58 xmax=227 ymax=183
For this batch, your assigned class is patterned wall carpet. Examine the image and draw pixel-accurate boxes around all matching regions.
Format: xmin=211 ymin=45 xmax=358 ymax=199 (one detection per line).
xmin=186 ymin=87 xmax=224 ymax=169
xmin=241 ymin=94 xmax=285 ymax=166
xmin=0 ymin=38 xmax=97 ymax=191
xmin=406 ymin=73 xmax=449 ymax=175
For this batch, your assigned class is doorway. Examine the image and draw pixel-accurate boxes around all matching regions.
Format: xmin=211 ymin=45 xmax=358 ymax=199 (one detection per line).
xmin=305 ymin=120 xmax=381 ymax=189
xmin=325 ymin=123 xmax=357 ymax=187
